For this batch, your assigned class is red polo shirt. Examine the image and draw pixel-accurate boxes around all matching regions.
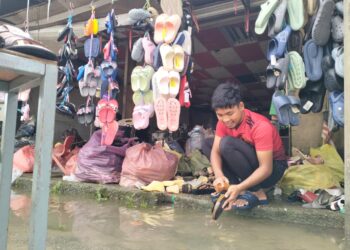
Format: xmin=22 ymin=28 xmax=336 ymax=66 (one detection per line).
xmin=215 ymin=109 xmax=286 ymax=160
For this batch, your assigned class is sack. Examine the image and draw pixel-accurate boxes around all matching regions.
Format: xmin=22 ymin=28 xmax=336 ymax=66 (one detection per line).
xmin=75 ymin=130 xmax=135 ymax=184
xmin=177 ymin=149 xmax=211 ymax=176
xmin=120 ymin=143 xmax=178 ymax=187
xmin=13 ymin=145 xmax=35 ymax=173
xmin=279 ymin=144 xmax=344 ymax=194
xmin=185 ymin=125 xmax=205 ymax=156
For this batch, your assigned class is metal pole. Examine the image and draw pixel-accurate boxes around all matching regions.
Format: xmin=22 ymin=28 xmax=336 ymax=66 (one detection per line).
xmin=344 ymin=0 xmax=350 ymax=247
xmin=0 ymin=91 xmax=18 ymax=250
xmin=28 ymin=64 xmax=57 ymax=250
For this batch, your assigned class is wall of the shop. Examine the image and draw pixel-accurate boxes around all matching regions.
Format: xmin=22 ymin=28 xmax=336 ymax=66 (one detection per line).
xmin=292 ymin=112 xmax=344 ymax=157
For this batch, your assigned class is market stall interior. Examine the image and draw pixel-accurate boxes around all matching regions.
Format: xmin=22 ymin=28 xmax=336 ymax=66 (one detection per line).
xmin=0 ymin=0 xmax=345 ymax=218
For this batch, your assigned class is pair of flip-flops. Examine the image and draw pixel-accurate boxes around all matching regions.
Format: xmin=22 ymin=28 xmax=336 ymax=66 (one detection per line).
xmin=131 ymin=36 xmax=156 ymax=64
xmin=97 ymin=99 xmax=119 ymax=145
xmin=154 ymin=97 xmax=181 ymax=131
xmin=56 ymin=101 xmax=76 ymax=118
xmin=77 ymin=103 xmax=95 ymax=125
xmin=266 ymin=54 xmax=289 ymax=90
xmin=272 ymin=91 xmax=301 ymax=126
xmin=154 ymin=14 xmax=182 ymax=44
xmin=132 ymin=104 xmax=154 ymax=130
xmin=299 ymin=80 xmax=326 ymax=114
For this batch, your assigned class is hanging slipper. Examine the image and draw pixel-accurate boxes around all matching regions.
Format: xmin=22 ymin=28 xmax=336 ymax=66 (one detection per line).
xmin=143 ymin=90 xmax=154 ymax=105
xmin=329 ymin=91 xmax=344 ymax=127
xmin=287 ymin=30 xmax=304 ymax=54
xmin=131 ymin=66 xmax=143 ymax=92
xmin=307 ymin=0 xmax=318 ymax=16
xmin=266 ymin=64 xmax=277 ymax=89
xmin=303 ymin=39 xmax=323 ymax=81
xmin=267 ymin=25 xmax=291 ymax=60
xmin=331 ymin=15 xmax=344 ymax=43
xmin=85 ymin=102 xmax=95 ymax=125
xmin=272 ymin=0 xmax=288 ymax=34
xmin=332 ymin=46 xmax=344 ymax=78
xmin=287 ymin=0 xmax=304 ymax=31
xmin=335 ymin=1 xmax=343 ymax=16
xmin=286 ymin=95 xmax=301 ymax=126
xmin=173 ymin=44 xmax=185 ymax=72
xmin=142 ymin=36 xmax=156 ymax=65
xmin=288 ymin=51 xmax=306 ymax=90
xmin=160 ymin=43 xmax=175 ymax=71
xmin=154 ymin=14 xmax=168 ymax=44
xmin=169 ymin=71 xmax=180 ymax=97
xmin=167 ymin=98 xmax=181 ymax=132
xmin=274 ymin=55 xmax=289 ymax=90
xmin=77 ymin=104 xmax=87 ymax=125
xmin=324 ymin=68 xmax=343 ymax=92
xmin=152 ymin=70 xmax=161 ymax=102
xmin=131 ymin=37 xmax=145 ymax=63
xmin=254 ymin=0 xmax=279 ymax=35
xmin=84 ymin=37 xmax=100 ymax=58
xmin=311 ymin=0 xmax=335 ymax=46
xmin=164 ymin=14 xmax=182 ymax=44
xmin=139 ymin=65 xmax=154 ymax=92
xmin=154 ymin=97 xmax=168 ymax=131
xmin=153 ymin=42 xmax=163 ymax=70
xmin=272 ymin=91 xmax=290 ymax=126
xmin=299 ymin=79 xmax=326 ymax=114
xmin=132 ymin=91 xmax=144 ymax=106
xmin=156 ymin=67 xmax=170 ymax=95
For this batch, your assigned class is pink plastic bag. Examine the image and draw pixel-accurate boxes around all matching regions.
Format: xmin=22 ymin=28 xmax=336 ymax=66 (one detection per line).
xmin=120 ymin=143 xmax=178 ymax=187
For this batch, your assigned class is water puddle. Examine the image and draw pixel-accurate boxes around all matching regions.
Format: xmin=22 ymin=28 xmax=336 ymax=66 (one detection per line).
xmin=7 ymin=191 xmax=345 ymax=250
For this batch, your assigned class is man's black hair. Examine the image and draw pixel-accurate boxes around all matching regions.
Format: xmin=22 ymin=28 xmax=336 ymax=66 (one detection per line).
xmin=211 ymin=82 xmax=242 ymax=110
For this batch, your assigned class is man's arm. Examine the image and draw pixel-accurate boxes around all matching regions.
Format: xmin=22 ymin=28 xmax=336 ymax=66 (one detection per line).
xmin=210 ymin=135 xmax=223 ymax=177
xmin=211 ymin=135 xmax=229 ymax=184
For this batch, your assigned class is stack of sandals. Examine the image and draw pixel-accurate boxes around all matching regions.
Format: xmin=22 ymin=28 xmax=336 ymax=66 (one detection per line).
xmin=129 ymin=0 xmax=195 ymax=132
xmin=255 ymin=0 xmax=344 ymax=129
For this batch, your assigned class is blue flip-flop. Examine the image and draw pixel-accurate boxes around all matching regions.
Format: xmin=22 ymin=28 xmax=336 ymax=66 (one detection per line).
xmin=233 ymin=191 xmax=269 ymax=210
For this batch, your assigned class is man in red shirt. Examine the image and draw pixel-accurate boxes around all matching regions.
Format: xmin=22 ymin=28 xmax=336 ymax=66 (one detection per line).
xmin=203 ymin=82 xmax=287 ymax=211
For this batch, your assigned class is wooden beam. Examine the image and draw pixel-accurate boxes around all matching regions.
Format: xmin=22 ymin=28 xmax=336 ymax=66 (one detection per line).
xmin=0 ymin=51 xmax=46 ymax=77
xmin=20 ymin=0 xmax=120 ymax=30
xmin=9 ymin=76 xmax=42 ymax=93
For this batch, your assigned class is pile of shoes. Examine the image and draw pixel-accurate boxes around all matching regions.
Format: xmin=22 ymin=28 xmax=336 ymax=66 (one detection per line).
xmin=256 ymin=0 xmax=344 ymax=129
xmin=56 ymin=14 xmax=77 ymax=118
xmin=129 ymin=0 xmax=195 ymax=132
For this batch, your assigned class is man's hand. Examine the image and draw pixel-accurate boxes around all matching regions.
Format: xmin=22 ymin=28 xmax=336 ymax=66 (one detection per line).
xmin=213 ymin=176 xmax=229 ymax=189
xmin=222 ymin=185 xmax=243 ymax=210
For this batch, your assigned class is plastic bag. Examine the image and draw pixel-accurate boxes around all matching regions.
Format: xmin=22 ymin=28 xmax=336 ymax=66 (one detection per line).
xmin=185 ymin=125 xmax=205 ymax=156
xmin=13 ymin=145 xmax=35 ymax=173
xmin=279 ymin=144 xmax=344 ymax=194
xmin=120 ymin=143 xmax=178 ymax=188
xmin=75 ymin=130 xmax=135 ymax=184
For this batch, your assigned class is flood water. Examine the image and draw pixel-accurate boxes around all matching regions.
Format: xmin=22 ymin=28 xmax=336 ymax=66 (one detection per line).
xmin=7 ymin=191 xmax=345 ymax=250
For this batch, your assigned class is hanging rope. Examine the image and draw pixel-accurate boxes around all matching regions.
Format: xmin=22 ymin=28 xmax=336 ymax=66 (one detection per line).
xmin=143 ymin=0 xmax=151 ymax=10
xmin=25 ymin=0 xmax=30 ymax=32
